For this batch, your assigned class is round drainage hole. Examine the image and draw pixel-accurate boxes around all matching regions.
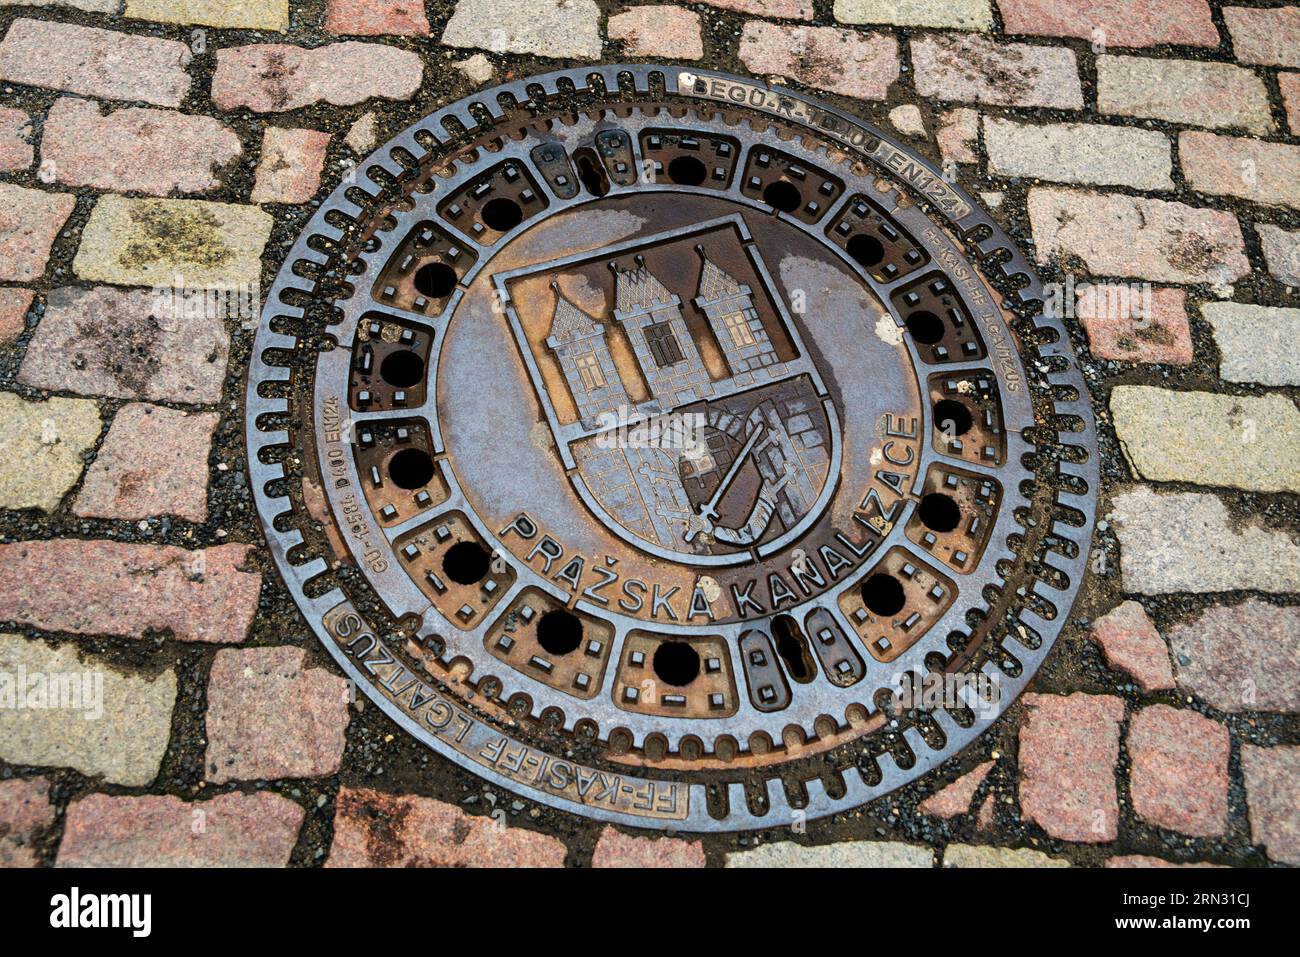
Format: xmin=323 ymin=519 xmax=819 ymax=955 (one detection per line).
xmin=481 ymin=197 xmax=524 ymax=232
xmin=905 ymin=310 xmax=945 ymax=344
xmin=413 ymin=261 xmax=457 ymax=298
xmin=933 ymin=399 xmax=974 ymax=437
xmin=379 ymin=350 xmax=425 ymax=389
xmin=537 ymin=609 xmax=583 ymax=656
xmin=667 ymin=155 xmax=708 ymax=186
xmin=653 ymin=641 xmax=701 ymax=687
xmin=918 ymin=492 xmax=962 ymax=533
xmin=846 ymin=233 xmax=885 ymax=268
xmin=387 ymin=447 xmax=435 ymax=490
xmin=762 ymin=180 xmax=802 ymax=213
xmin=442 ymin=540 xmax=490 ymax=585
xmin=861 ymin=573 xmax=906 ymax=617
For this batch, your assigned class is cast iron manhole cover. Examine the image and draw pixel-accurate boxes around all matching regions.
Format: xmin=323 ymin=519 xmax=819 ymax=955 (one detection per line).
xmin=247 ymin=66 xmax=1099 ymax=831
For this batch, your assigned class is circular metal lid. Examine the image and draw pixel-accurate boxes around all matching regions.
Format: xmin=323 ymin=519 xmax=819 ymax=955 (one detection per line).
xmin=246 ymin=65 xmax=1099 ymax=832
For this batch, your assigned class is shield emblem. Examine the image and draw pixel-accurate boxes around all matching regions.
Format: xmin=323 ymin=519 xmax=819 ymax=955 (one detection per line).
xmin=495 ymin=214 xmax=839 ymax=566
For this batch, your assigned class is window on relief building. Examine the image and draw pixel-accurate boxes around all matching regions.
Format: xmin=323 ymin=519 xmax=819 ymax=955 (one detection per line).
xmin=575 ymin=351 xmax=606 ymax=390
xmin=723 ymin=310 xmax=756 ymax=347
xmin=645 ymin=321 xmax=685 ymax=367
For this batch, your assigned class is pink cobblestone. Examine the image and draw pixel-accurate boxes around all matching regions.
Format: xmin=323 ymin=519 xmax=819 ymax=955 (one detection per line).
xmin=0 ymin=777 xmax=53 ymax=867
xmin=74 ymin=404 xmax=219 ymax=523
xmin=702 ymin=0 xmax=812 ymax=18
xmin=251 ymin=127 xmax=332 ymax=204
xmin=912 ymin=33 xmax=1082 ymax=109
xmin=326 ymin=0 xmax=431 ymax=35
xmin=738 ymin=23 xmax=898 ymax=101
xmin=591 ymin=826 xmax=706 ymax=867
xmin=328 ymin=788 xmax=567 ymax=867
xmin=0 ymin=540 xmax=261 ymax=643
xmin=205 ymin=646 xmax=350 ymax=782
xmin=57 ymin=792 xmax=304 ymax=867
xmin=1240 ymin=745 xmax=1300 ymax=865
xmin=1180 ymin=131 xmax=1300 ymax=209
xmin=1167 ymin=599 xmax=1300 ymax=712
xmin=918 ymin=760 xmax=994 ymax=818
xmin=0 ymin=106 xmax=32 ymax=171
xmin=1223 ymin=5 xmax=1300 ymax=68
xmin=212 ymin=42 xmax=423 ymax=113
xmin=608 ymin=6 xmax=704 ymax=60
xmin=998 ymin=0 xmax=1219 ymax=49
xmin=0 ymin=183 xmax=75 ymax=283
xmin=0 ymin=287 xmax=33 ymax=345
xmin=936 ymin=107 xmax=979 ymax=165
xmin=1077 ymin=286 xmax=1193 ymax=366
xmin=1018 ymin=693 xmax=1125 ymax=843
xmin=41 ymin=97 xmax=241 ymax=196
xmin=1127 ymin=705 xmax=1229 ymax=837
xmin=0 ymin=18 xmax=191 ymax=108
xmin=1090 ymin=601 xmax=1175 ymax=690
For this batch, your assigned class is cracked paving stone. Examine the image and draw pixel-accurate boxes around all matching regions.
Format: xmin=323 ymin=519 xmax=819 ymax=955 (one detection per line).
xmin=591 ymin=826 xmax=706 ymax=868
xmin=124 ymin=0 xmax=289 ymax=31
xmin=1127 ymin=705 xmax=1229 ymax=837
xmin=1110 ymin=485 xmax=1300 ymax=594
xmin=944 ymin=845 xmax=1070 ymax=867
xmin=57 ymin=792 xmax=305 ymax=867
xmin=73 ymin=195 xmax=273 ymax=290
xmin=1028 ymin=188 xmax=1249 ymax=285
xmin=0 ymin=776 xmax=54 ymax=867
xmin=918 ymin=760 xmax=994 ymax=819
xmin=911 ymin=33 xmax=1082 ymax=109
xmin=983 ymin=117 xmax=1172 ymax=190
xmin=1019 ymin=693 xmax=1124 ymax=843
xmin=41 ymin=97 xmax=242 ymax=197
xmin=18 ymin=285 xmax=231 ymax=404
xmin=1109 ymin=386 xmax=1300 ymax=493
xmin=738 ymin=23 xmax=899 ymax=101
xmin=0 ymin=392 xmax=101 ymax=513
xmin=996 ymin=0 xmax=1218 ymax=48
xmin=725 ymin=841 xmax=931 ymax=867
xmin=0 ymin=18 xmax=191 ymax=108
xmin=1240 ymin=745 xmax=1300 ymax=865
xmin=0 ymin=183 xmax=75 ymax=283
xmin=212 ymin=42 xmax=424 ymax=113
xmin=0 ymin=633 xmax=175 ymax=787
xmin=1097 ymin=56 xmax=1275 ymax=135
xmin=1201 ymin=302 xmax=1300 ymax=385
xmin=0 ymin=540 xmax=261 ymax=643
xmin=251 ymin=126 xmax=331 ymax=205
xmin=327 ymin=788 xmax=567 ymax=867
xmin=205 ymin=646 xmax=350 ymax=782
xmin=1090 ymin=600 xmax=1174 ymax=692
xmin=74 ymin=403 xmax=219 ymax=523
xmin=442 ymin=0 xmax=602 ymax=60
xmin=1167 ymin=599 xmax=1300 ymax=712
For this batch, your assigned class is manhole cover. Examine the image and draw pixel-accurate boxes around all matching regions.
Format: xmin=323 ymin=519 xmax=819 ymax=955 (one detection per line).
xmin=247 ymin=66 xmax=1099 ymax=831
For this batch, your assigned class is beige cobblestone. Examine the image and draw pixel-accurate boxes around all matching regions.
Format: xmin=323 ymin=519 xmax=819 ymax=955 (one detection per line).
xmin=984 ymin=117 xmax=1171 ymax=189
xmin=1201 ymin=302 xmax=1300 ymax=385
xmin=125 ymin=0 xmax=288 ymax=30
xmin=0 ymin=392 xmax=101 ymax=513
xmin=1097 ymin=56 xmax=1274 ymax=135
xmin=726 ymin=840 xmax=932 ymax=867
xmin=944 ymin=845 xmax=1070 ymax=867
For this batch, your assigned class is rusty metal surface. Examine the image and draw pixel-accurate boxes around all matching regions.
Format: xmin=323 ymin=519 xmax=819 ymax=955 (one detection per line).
xmin=246 ymin=66 xmax=1099 ymax=831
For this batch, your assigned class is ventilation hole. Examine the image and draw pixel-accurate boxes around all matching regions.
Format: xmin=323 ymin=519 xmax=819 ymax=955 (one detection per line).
xmin=933 ymin=398 xmax=974 ymax=436
xmin=379 ymin=350 xmax=424 ymax=389
xmin=905 ymin=310 xmax=945 ymax=344
xmin=861 ymin=573 xmax=906 ymax=617
xmin=653 ymin=641 xmax=701 ymax=687
xmin=387 ymin=447 xmax=434 ymax=489
xmin=574 ymin=148 xmax=610 ymax=197
xmin=846 ymin=233 xmax=885 ymax=268
xmin=413 ymin=261 xmax=457 ymax=298
xmin=667 ymin=154 xmax=707 ymax=186
xmin=762 ymin=180 xmax=801 ymax=212
xmin=918 ymin=492 xmax=962 ymax=533
xmin=772 ymin=614 xmax=815 ymax=683
xmin=481 ymin=197 xmax=523 ymax=232
xmin=537 ymin=609 xmax=583 ymax=656
xmin=441 ymin=540 xmax=490 ymax=585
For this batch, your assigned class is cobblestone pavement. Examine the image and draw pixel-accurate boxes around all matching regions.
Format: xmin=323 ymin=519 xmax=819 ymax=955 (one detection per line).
xmin=0 ymin=0 xmax=1296 ymax=868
